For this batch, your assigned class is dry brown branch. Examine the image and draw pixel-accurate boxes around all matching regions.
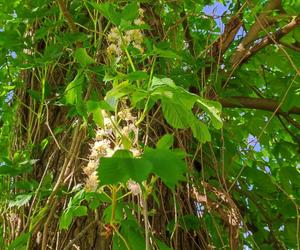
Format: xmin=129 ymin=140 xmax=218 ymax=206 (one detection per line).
xmin=64 ymin=221 xmax=97 ymax=250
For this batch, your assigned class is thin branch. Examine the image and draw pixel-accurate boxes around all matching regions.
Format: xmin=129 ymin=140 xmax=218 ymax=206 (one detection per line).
xmin=279 ymin=41 xmax=300 ymax=52
xmin=282 ymin=114 xmax=300 ymax=130
xmin=64 ymin=221 xmax=97 ymax=250
xmin=277 ymin=115 xmax=299 ymax=141
xmin=181 ymin=10 xmax=195 ymax=57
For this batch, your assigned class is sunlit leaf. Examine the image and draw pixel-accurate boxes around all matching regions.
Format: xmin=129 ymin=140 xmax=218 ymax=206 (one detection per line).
xmin=157 ymin=134 xmax=174 ymax=149
xmin=74 ymin=48 xmax=95 ymax=67
xmin=196 ymin=98 xmax=223 ymax=129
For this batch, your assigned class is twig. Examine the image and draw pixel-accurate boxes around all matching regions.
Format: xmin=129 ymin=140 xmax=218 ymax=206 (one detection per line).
xmin=64 ymin=221 xmax=97 ymax=250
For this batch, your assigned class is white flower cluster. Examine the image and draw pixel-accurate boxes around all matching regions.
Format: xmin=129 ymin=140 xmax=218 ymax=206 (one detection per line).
xmin=106 ymin=8 xmax=145 ymax=59
xmin=83 ymin=110 xmax=141 ymax=191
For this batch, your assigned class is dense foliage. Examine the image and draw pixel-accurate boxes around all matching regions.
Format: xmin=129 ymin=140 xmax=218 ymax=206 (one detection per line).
xmin=0 ymin=0 xmax=300 ymax=249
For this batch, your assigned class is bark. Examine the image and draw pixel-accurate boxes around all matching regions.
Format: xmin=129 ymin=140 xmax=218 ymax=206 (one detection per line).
xmin=220 ymin=96 xmax=300 ymax=115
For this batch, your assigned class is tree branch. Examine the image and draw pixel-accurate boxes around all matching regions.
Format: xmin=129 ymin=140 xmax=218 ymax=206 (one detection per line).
xmin=231 ymin=0 xmax=282 ymax=66
xmin=189 ymin=12 xmax=242 ymax=94
xmin=181 ymin=10 xmax=195 ymax=57
xmin=57 ymin=0 xmax=77 ymax=33
xmin=211 ymin=16 xmax=242 ymax=59
xmin=237 ymin=15 xmax=300 ymax=65
xmin=220 ymin=96 xmax=300 ymax=115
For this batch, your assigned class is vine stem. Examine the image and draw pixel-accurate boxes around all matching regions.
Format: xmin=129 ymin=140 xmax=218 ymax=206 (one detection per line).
xmin=110 ymin=185 xmax=117 ymax=225
xmin=142 ymin=193 xmax=150 ymax=250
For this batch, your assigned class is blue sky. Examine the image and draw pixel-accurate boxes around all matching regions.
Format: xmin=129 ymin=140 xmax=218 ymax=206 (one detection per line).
xmin=203 ymin=1 xmax=245 ymax=38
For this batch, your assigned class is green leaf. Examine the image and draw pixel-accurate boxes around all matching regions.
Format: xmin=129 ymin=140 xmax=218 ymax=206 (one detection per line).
xmin=293 ymin=27 xmax=300 ymax=42
xmin=86 ymin=100 xmax=104 ymax=127
xmin=113 ymin=233 xmax=127 ymax=250
xmin=65 ymin=72 xmax=84 ymax=105
xmin=143 ymin=148 xmax=187 ymax=189
xmin=71 ymin=189 xmax=85 ymax=205
xmin=30 ymin=206 xmax=49 ymax=230
xmin=151 ymin=77 xmax=177 ymax=90
xmin=90 ymin=2 xmax=120 ymax=26
xmin=8 ymin=232 xmax=31 ymax=250
xmin=154 ymin=47 xmax=182 ymax=60
xmin=126 ymin=71 xmax=149 ymax=81
xmin=105 ymin=81 xmax=135 ymax=109
xmin=190 ymin=117 xmax=211 ymax=143
xmin=179 ymin=215 xmax=201 ymax=231
xmin=59 ymin=206 xmax=87 ymax=230
xmin=103 ymin=203 xmax=124 ymax=224
xmin=121 ymin=2 xmax=139 ymax=21
xmin=121 ymin=219 xmax=145 ymax=250
xmin=150 ymin=77 xmax=196 ymax=108
xmin=196 ymin=98 xmax=223 ymax=129
xmin=9 ymin=194 xmax=32 ymax=208
xmin=64 ymin=32 xmax=88 ymax=44
xmin=72 ymin=206 xmax=88 ymax=217
xmin=85 ymin=192 xmax=110 ymax=209
xmin=98 ymin=150 xmax=152 ymax=185
xmin=59 ymin=209 xmax=73 ymax=230
xmin=59 ymin=190 xmax=87 ymax=230
xmin=27 ymin=89 xmax=41 ymax=101
xmin=162 ymin=99 xmax=194 ymax=129
xmin=0 ymin=165 xmax=32 ymax=176
xmin=157 ymin=134 xmax=174 ymax=149
xmin=74 ymin=48 xmax=95 ymax=67
xmin=155 ymin=239 xmax=173 ymax=250
xmin=98 ymin=100 xmax=115 ymax=111
xmin=41 ymin=43 xmax=63 ymax=62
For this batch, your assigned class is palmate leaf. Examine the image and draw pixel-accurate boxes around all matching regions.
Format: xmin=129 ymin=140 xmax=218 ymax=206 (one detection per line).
xmin=143 ymin=148 xmax=187 ymax=190
xmin=105 ymin=81 xmax=136 ymax=109
xmin=161 ymin=99 xmax=193 ymax=129
xmin=98 ymin=150 xmax=153 ymax=185
xmin=151 ymin=77 xmax=212 ymax=142
xmin=196 ymin=98 xmax=223 ymax=129
xmin=191 ymin=117 xmax=211 ymax=143
xmin=151 ymin=77 xmax=178 ymax=89
xmin=97 ymin=148 xmax=187 ymax=189
xmin=99 ymin=157 xmax=152 ymax=185
xmin=121 ymin=2 xmax=139 ymax=21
